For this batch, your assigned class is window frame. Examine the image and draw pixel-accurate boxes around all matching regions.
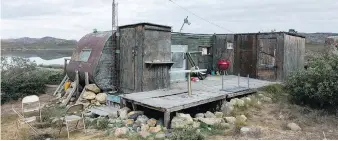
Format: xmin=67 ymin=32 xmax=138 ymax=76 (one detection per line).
xmin=78 ymin=48 xmax=92 ymax=62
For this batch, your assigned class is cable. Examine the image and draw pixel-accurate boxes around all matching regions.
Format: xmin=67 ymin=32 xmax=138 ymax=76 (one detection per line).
xmin=168 ymin=0 xmax=234 ymax=33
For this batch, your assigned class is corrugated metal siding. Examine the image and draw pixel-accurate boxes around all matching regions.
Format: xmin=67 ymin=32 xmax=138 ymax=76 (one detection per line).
xmin=212 ymin=34 xmax=234 ymax=73
xmin=283 ymin=34 xmax=305 ymax=81
xmin=171 ymin=33 xmax=213 ymax=70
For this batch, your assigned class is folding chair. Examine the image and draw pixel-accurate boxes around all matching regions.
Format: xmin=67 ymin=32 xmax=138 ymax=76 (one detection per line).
xmin=12 ymin=95 xmax=41 ymax=136
xmin=58 ymin=104 xmax=86 ymax=139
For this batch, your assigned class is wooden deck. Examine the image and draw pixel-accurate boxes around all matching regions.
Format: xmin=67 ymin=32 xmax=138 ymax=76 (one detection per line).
xmin=120 ymin=75 xmax=276 ymax=127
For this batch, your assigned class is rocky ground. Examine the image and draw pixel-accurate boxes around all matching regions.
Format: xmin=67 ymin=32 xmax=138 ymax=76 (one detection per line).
xmin=1 ymin=85 xmax=338 ymax=140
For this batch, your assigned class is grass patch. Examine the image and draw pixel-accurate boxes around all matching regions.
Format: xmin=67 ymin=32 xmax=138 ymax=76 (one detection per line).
xmin=41 ymin=104 xmax=67 ymax=123
xmin=258 ymin=84 xmax=287 ymax=102
xmin=169 ymin=128 xmax=205 ymax=140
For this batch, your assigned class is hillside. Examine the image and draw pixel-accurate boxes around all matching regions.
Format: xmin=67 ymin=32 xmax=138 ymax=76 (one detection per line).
xmin=1 ymin=37 xmax=77 ymax=50
xmin=300 ymin=32 xmax=338 ymax=44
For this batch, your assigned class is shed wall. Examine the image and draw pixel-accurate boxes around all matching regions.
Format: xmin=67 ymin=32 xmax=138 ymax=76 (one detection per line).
xmin=171 ymin=33 xmax=213 ymax=70
xmin=283 ymin=34 xmax=305 ymax=80
xmin=212 ymin=34 xmax=234 ymax=73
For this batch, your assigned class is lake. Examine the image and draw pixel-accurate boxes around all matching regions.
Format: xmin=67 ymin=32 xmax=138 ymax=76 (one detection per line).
xmin=1 ymin=50 xmax=73 ymax=65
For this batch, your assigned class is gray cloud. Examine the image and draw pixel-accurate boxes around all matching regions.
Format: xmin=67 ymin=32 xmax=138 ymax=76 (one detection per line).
xmin=1 ymin=0 xmax=337 ymax=40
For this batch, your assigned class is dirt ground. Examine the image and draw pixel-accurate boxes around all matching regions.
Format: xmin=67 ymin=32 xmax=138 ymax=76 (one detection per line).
xmin=1 ymin=93 xmax=338 ymax=140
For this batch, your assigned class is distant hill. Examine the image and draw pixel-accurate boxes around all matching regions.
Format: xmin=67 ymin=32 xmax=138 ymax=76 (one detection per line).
xmin=1 ymin=36 xmax=77 ymax=50
xmin=299 ymin=33 xmax=338 ymax=44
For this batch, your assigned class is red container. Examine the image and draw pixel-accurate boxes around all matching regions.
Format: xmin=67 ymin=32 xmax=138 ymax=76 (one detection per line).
xmin=217 ymin=59 xmax=230 ymax=71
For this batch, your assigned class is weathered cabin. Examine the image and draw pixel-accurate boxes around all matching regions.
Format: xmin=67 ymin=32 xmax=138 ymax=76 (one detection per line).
xmin=232 ymin=32 xmax=305 ymax=81
xmin=66 ymin=31 xmax=115 ymax=91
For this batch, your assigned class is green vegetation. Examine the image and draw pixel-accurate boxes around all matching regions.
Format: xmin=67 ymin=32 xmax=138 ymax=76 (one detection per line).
xmin=285 ymin=55 xmax=338 ymax=111
xmin=1 ymin=57 xmax=64 ymax=104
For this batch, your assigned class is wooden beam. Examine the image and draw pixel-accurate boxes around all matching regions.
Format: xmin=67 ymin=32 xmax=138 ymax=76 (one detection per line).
xmin=164 ymin=111 xmax=171 ymax=128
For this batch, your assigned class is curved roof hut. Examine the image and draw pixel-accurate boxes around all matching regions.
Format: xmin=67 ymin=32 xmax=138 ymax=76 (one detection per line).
xmin=66 ymin=31 xmax=115 ymax=91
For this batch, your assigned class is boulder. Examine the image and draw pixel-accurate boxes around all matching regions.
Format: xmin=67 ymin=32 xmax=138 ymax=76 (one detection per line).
xmin=118 ymin=107 xmax=131 ymax=120
xmin=139 ymin=131 xmax=151 ymax=138
xmin=135 ymin=115 xmax=149 ymax=126
xmin=237 ymin=115 xmax=247 ymax=122
xmin=198 ymin=118 xmax=222 ymax=125
xmin=205 ymin=111 xmax=216 ymax=118
xmin=287 ymin=123 xmax=301 ymax=131
xmin=244 ymin=97 xmax=251 ymax=103
xmin=236 ymin=99 xmax=245 ymax=107
xmin=224 ymin=116 xmax=236 ymax=124
xmin=220 ymin=123 xmax=231 ymax=129
xmin=127 ymin=111 xmax=144 ymax=120
xmin=125 ymin=119 xmax=134 ymax=126
xmin=192 ymin=121 xmax=201 ymax=128
xmin=85 ymin=84 xmax=101 ymax=93
xmin=195 ymin=113 xmax=205 ymax=118
xmin=108 ymin=124 xmax=115 ymax=128
xmin=222 ymin=102 xmax=234 ymax=115
xmin=108 ymin=111 xmax=119 ymax=119
xmin=83 ymin=91 xmax=96 ymax=100
xmin=141 ymin=124 xmax=150 ymax=131
xmin=95 ymin=101 xmax=101 ymax=106
xmin=155 ymin=132 xmax=166 ymax=139
xmin=147 ymin=118 xmax=157 ymax=127
xmin=257 ymin=93 xmax=265 ymax=98
xmin=114 ymin=127 xmax=128 ymax=137
xmin=240 ymin=127 xmax=250 ymax=135
xmin=262 ymin=97 xmax=272 ymax=103
xmin=95 ymin=93 xmax=107 ymax=103
xmin=230 ymin=98 xmax=239 ymax=105
xmin=70 ymin=97 xmax=75 ymax=102
xmin=215 ymin=112 xmax=223 ymax=118
xmin=171 ymin=113 xmax=194 ymax=129
xmin=149 ymin=125 xmax=162 ymax=133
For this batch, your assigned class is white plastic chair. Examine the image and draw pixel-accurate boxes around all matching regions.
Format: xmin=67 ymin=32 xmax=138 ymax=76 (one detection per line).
xmin=21 ymin=95 xmax=42 ymax=123
xmin=58 ymin=104 xmax=86 ymax=139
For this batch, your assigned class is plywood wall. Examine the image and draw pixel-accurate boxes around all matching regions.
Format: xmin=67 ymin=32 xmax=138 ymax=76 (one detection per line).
xmin=212 ymin=34 xmax=234 ymax=73
xmin=283 ymin=34 xmax=305 ymax=81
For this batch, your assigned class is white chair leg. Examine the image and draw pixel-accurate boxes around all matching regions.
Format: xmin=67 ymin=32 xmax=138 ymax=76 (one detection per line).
xmin=66 ymin=121 xmax=70 ymax=139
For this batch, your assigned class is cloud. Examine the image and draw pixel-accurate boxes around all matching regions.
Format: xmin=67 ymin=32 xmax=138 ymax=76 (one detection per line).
xmin=1 ymin=0 xmax=337 ymax=40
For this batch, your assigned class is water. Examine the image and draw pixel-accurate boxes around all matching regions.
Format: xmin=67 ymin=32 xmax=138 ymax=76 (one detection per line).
xmin=1 ymin=50 xmax=72 ymax=65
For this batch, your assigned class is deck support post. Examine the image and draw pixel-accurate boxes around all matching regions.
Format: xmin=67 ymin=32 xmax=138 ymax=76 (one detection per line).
xmin=131 ymin=103 xmax=137 ymax=111
xmin=164 ymin=111 xmax=171 ymax=128
xmin=85 ymin=72 xmax=89 ymax=85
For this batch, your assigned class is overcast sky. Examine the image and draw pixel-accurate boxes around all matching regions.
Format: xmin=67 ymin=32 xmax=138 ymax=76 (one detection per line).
xmin=1 ymin=0 xmax=337 ymax=40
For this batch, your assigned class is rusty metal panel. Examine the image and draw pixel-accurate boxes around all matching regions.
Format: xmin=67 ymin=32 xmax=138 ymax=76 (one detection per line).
xmin=66 ymin=31 xmax=114 ymax=90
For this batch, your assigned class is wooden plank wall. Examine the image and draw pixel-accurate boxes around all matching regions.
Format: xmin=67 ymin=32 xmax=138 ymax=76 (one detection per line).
xmin=212 ymin=34 xmax=234 ymax=73
xmin=142 ymin=25 xmax=172 ymax=92
xmin=171 ymin=33 xmax=213 ymax=70
xmin=283 ymin=34 xmax=305 ymax=81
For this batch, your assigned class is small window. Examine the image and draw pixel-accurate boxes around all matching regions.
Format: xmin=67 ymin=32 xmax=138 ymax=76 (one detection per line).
xmin=79 ymin=48 xmax=92 ymax=62
xmin=201 ymin=46 xmax=211 ymax=55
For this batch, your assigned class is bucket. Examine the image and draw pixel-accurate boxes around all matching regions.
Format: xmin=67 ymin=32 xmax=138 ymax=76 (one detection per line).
xmin=211 ymin=71 xmax=215 ymax=76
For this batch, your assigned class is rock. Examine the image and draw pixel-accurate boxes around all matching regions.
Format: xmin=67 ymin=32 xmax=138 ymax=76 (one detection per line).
xmin=198 ymin=118 xmax=222 ymax=125
xmin=157 ymin=118 xmax=164 ymax=127
xmin=95 ymin=93 xmax=107 ymax=103
xmin=83 ymin=91 xmax=96 ymax=100
xmin=196 ymin=129 xmax=201 ymax=134
xmin=215 ymin=112 xmax=223 ymax=118
xmin=171 ymin=113 xmax=194 ymax=129
xmin=114 ymin=127 xmax=128 ymax=137
xmin=147 ymin=118 xmax=157 ymax=127
xmin=193 ymin=118 xmax=199 ymax=121
xmin=195 ymin=113 xmax=204 ymax=118
xmin=222 ymin=102 xmax=234 ymax=115
xmin=70 ymin=97 xmax=75 ymax=102
xmin=118 ymin=107 xmax=131 ymax=120
xmin=236 ymin=99 xmax=245 ymax=107
xmin=84 ymin=112 xmax=94 ymax=118
xmin=155 ymin=132 xmax=166 ymax=139
xmin=207 ymin=127 xmax=212 ymax=131
xmin=205 ymin=111 xmax=216 ymax=118
xmin=230 ymin=98 xmax=238 ymax=105
xmin=136 ymin=127 xmax=141 ymax=132
xmin=220 ymin=123 xmax=231 ymax=129
xmin=240 ymin=127 xmax=250 ymax=135
xmin=95 ymin=101 xmax=101 ymax=106
xmin=244 ymin=97 xmax=251 ymax=103
xmin=237 ymin=115 xmax=247 ymax=122
xmin=139 ymin=131 xmax=151 ymax=138
xmin=262 ymin=97 xmax=272 ymax=103
xmin=135 ymin=115 xmax=149 ymax=126
xmin=141 ymin=124 xmax=150 ymax=131
xmin=108 ymin=124 xmax=115 ymax=128
xmin=149 ymin=125 xmax=162 ymax=133
xmin=128 ymin=111 xmax=144 ymax=120
xmin=257 ymin=101 xmax=262 ymax=106
xmin=287 ymin=123 xmax=301 ymax=131
xmin=108 ymin=111 xmax=118 ymax=119
xmin=85 ymin=84 xmax=101 ymax=93
xmin=192 ymin=121 xmax=200 ymax=128
xmin=224 ymin=117 xmax=236 ymax=124
xmin=125 ymin=119 xmax=134 ymax=126
xmin=257 ymin=93 xmax=265 ymax=98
